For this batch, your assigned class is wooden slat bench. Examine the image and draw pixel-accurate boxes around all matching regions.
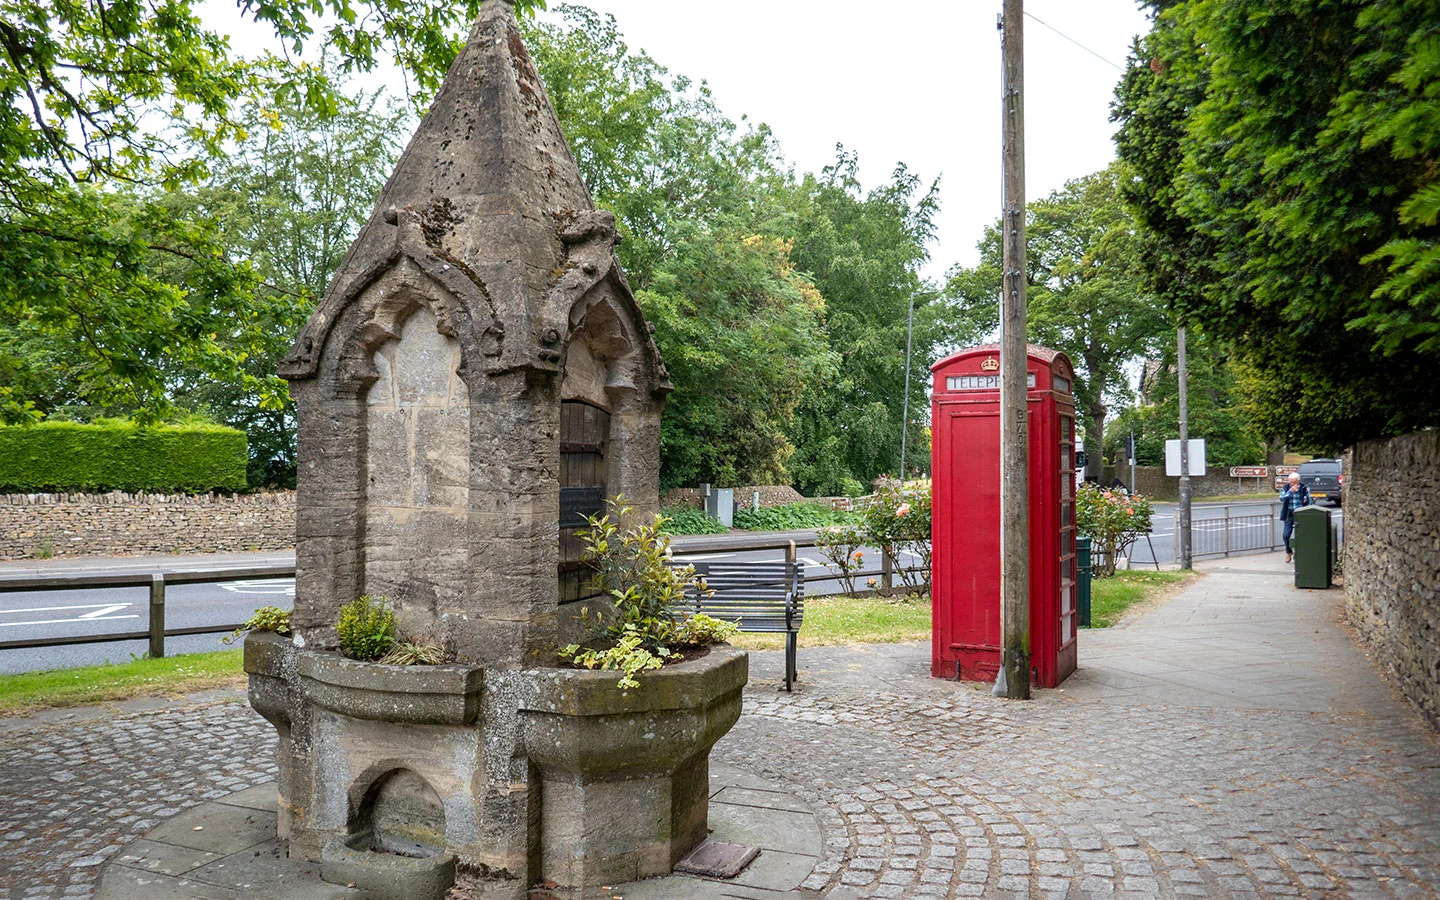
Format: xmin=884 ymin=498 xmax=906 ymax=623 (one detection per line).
xmin=683 ymin=558 xmax=805 ymax=692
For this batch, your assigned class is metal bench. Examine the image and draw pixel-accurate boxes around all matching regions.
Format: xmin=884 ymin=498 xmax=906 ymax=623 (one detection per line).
xmin=684 ymin=558 xmax=805 ymax=692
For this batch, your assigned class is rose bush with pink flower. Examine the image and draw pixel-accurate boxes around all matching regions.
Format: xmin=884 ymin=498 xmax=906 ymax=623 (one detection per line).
xmin=1076 ymin=483 xmax=1153 ymax=577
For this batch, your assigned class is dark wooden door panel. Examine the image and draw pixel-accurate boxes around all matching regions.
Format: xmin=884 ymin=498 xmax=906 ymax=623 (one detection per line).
xmin=559 ymin=401 xmax=609 ymax=604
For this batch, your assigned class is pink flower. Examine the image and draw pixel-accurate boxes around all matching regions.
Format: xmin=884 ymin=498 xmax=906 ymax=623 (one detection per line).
xmin=1102 ymin=491 xmax=1113 ymax=499
xmin=1125 ymin=507 xmax=1134 ymax=515
xmin=897 ymin=503 xmax=911 ymax=516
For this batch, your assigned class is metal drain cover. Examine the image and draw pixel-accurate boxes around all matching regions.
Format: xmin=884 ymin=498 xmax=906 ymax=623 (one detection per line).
xmin=674 ymin=839 xmax=760 ymax=878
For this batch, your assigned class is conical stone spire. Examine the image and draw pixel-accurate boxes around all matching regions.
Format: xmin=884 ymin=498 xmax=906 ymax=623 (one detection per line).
xmin=282 ymin=0 xmax=662 ymax=383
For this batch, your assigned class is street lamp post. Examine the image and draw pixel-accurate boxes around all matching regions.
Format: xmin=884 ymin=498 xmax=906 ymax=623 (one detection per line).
xmin=900 ymin=291 xmax=916 ymax=480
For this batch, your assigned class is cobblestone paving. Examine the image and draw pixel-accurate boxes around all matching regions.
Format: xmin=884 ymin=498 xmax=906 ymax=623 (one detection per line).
xmin=0 ymin=701 xmax=274 ymax=900
xmin=715 ymin=684 xmax=1440 ymax=899
xmin=2 ymin=654 xmax=1438 ymax=898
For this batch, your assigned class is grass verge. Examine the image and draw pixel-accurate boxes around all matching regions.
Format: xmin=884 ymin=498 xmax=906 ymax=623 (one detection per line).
xmin=1087 ymin=570 xmax=1196 ymax=628
xmin=0 ymin=649 xmax=245 ymax=716
xmin=725 ymin=593 xmax=932 ymax=651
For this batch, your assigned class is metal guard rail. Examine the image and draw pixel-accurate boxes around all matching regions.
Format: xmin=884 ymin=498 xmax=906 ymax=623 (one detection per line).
xmin=0 ymin=565 xmax=296 ymax=656
xmin=0 ymin=534 xmax=931 ymax=656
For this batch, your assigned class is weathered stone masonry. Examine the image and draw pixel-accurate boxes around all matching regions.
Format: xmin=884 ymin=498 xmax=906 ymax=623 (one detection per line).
xmin=1344 ymin=428 xmax=1440 ymax=731
xmin=0 ymin=491 xmax=295 ymax=560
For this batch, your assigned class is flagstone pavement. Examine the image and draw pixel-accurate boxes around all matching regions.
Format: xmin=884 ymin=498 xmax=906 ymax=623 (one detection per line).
xmin=1 ymin=550 xmax=1437 ymax=899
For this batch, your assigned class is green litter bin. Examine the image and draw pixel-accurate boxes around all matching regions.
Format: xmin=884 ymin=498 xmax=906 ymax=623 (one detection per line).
xmin=1077 ymin=536 xmax=1093 ymax=626
xmin=1293 ymin=506 xmax=1333 ymax=589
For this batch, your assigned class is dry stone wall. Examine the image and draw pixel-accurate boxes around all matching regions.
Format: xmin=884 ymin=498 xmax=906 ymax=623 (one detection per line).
xmin=1344 ymin=429 xmax=1440 ymax=731
xmin=0 ymin=491 xmax=295 ymax=560
xmin=660 ymin=485 xmax=806 ymax=510
xmin=1118 ymin=465 xmax=1277 ymax=500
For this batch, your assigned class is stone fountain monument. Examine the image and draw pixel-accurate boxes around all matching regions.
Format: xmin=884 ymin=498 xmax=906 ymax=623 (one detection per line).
xmin=243 ymin=2 xmax=748 ymax=896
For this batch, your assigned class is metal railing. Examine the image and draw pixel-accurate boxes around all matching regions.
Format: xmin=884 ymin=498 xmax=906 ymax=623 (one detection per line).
xmin=1179 ymin=504 xmax=1280 ymax=560
xmin=0 ymin=565 xmax=295 ymax=656
xmin=0 ymin=538 xmax=931 ymax=658
xmin=0 ymin=533 xmax=934 ymax=657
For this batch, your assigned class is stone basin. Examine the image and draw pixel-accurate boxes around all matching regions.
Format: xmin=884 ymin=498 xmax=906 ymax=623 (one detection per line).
xmin=297 ymin=647 xmax=484 ymax=726
xmin=517 ymin=646 xmax=748 ymax=895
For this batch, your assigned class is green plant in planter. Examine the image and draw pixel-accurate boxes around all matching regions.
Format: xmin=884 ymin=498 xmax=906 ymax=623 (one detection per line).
xmin=565 ymin=624 xmax=670 ymax=689
xmin=337 ymin=595 xmax=397 ymax=661
xmin=379 ymin=637 xmax=446 ymax=666
xmin=222 ymin=605 xmax=291 ymax=644
xmin=559 ymin=498 xmax=739 ymax=688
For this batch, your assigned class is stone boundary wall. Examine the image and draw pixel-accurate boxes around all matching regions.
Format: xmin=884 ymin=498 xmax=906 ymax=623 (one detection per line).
xmin=1344 ymin=429 xmax=1440 ymax=731
xmin=1112 ymin=465 xmax=1276 ymax=500
xmin=0 ymin=491 xmax=296 ymax=560
xmin=660 ymin=485 xmax=806 ymax=511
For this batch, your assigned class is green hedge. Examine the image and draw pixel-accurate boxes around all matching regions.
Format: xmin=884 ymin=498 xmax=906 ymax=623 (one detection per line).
xmin=0 ymin=421 xmax=248 ymax=493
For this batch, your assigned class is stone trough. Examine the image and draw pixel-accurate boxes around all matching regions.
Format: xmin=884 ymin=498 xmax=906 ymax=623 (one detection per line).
xmin=243 ymin=2 xmax=747 ymax=897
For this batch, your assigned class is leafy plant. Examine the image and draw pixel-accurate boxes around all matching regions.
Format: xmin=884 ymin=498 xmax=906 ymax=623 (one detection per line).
xmin=564 ymin=625 xmax=669 ymax=690
xmin=34 ymin=540 xmax=54 ymax=560
xmin=1075 ymin=485 xmax=1154 ymax=578
xmin=658 ymin=505 xmax=728 ymax=535
xmin=558 ymin=497 xmax=734 ymax=687
xmin=858 ymin=477 xmax=932 ymax=592
xmin=337 ymin=595 xmax=397 ymax=662
xmin=734 ymin=502 xmax=855 ymax=531
xmin=379 ymin=638 xmax=445 ymax=666
xmin=814 ymin=522 xmax=868 ymax=596
xmin=222 ymin=605 xmax=291 ymax=645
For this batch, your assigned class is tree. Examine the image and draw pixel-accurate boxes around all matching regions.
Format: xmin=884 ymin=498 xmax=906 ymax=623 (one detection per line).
xmin=1113 ymin=0 xmax=1440 ymax=450
xmin=948 ymin=165 xmax=1170 ymax=477
xmin=640 ymin=228 xmax=835 ymax=488
xmin=174 ymin=84 xmax=407 ymax=485
xmin=0 ymin=70 xmax=406 ymax=485
xmin=1 ymin=0 xmax=541 ymax=424
xmin=785 ymin=150 xmax=949 ymax=494
xmin=525 ymin=6 xmax=833 ymax=489
xmin=1104 ymin=333 xmax=1264 ymax=469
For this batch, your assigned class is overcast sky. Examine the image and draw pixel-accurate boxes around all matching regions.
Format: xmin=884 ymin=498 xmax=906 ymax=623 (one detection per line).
xmin=544 ymin=1 xmax=1154 ymax=280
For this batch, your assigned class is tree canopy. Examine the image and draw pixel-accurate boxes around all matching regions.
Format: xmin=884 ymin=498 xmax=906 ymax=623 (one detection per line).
xmin=527 ymin=7 xmax=941 ymax=492
xmin=0 ymin=0 xmax=538 ymax=425
xmin=948 ymin=164 xmax=1170 ymax=475
xmin=1113 ymin=0 xmax=1440 ymax=450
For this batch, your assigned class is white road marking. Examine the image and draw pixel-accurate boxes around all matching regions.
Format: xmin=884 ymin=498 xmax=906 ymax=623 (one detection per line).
xmin=217 ymin=579 xmax=295 ymax=595
xmin=78 ymin=605 xmax=129 ymax=619
xmin=0 ymin=602 xmax=138 ymax=615
xmin=671 ymin=552 xmax=738 ymax=561
xmin=0 ymin=615 xmax=140 ymax=628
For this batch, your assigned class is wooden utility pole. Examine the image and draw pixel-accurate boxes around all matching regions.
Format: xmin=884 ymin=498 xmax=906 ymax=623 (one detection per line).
xmin=996 ymin=0 xmax=1030 ymax=700
xmin=1177 ymin=326 xmax=1193 ymax=569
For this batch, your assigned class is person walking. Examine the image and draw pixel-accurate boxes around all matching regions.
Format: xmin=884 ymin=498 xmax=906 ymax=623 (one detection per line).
xmin=1280 ymin=472 xmax=1311 ymax=563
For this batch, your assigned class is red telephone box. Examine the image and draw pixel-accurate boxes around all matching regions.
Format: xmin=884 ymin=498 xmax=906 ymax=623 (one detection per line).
xmin=930 ymin=344 xmax=1078 ymax=688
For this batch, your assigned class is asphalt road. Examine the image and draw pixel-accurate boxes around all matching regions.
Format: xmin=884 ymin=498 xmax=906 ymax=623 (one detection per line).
xmin=0 ymin=497 xmax=1342 ymax=674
